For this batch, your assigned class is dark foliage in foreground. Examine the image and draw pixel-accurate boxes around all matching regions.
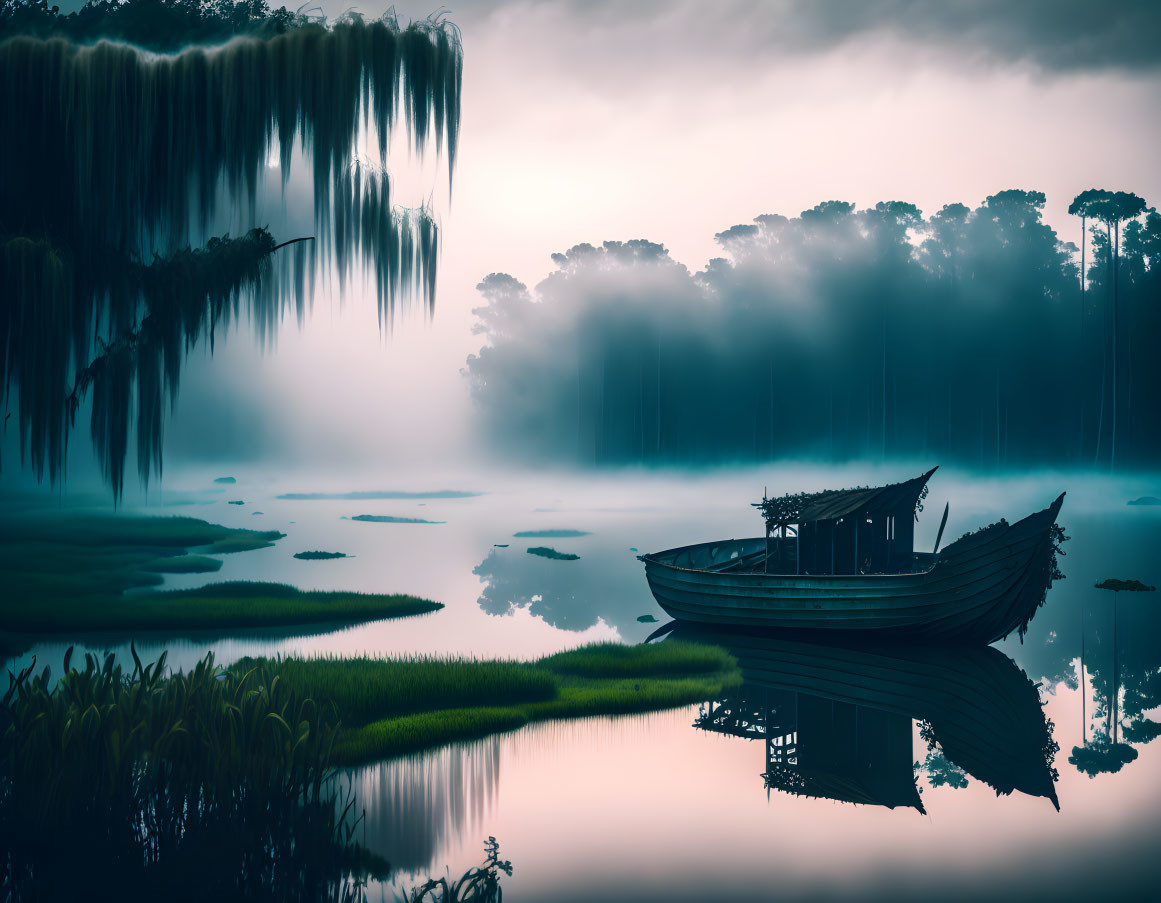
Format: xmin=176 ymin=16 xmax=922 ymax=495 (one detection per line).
xmin=0 ymin=649 xmax=388 ymax=900
xmin=396 ymin=837 xmax=510 ymax=903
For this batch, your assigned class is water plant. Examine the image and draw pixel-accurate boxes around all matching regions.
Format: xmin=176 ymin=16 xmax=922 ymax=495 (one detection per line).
xmin=396 ymin=837 xmax=511 ymax=903
xmin=526 ymin=546 xmax=579 ymax=560
xmin=0 ymin=647 xmax=389 ymax=899
xmin=295 ymin=551 xmax=350 ymax=560
xmin=1095 ymin=578 xmax=1156 ymax=593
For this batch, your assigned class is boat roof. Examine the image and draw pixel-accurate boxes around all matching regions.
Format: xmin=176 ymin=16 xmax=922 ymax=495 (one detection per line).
xmin=755 ymin=467 xmax=938 ymax=526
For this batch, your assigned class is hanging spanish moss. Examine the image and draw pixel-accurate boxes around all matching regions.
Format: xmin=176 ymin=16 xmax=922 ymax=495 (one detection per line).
xmin=0 ymin=10 xmax=462 ymax=496
xmin=0 ymin=15 xmax=460 ymax=250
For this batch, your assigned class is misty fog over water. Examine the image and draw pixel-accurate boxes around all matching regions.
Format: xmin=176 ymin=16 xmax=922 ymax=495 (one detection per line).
xmin=3 ymin=2 xmax=1161 ymax=900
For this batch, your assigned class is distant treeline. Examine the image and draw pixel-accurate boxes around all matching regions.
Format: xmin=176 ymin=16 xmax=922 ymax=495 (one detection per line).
xmin=467 ymin=191 xmax=1161 ymax=469
xmin=0 ymin=0 xmax=308 ymax=51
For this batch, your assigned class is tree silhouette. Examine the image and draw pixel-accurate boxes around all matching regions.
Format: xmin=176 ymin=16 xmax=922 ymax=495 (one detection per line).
xmin=465 ymin=189 xmax=1161 ymax=469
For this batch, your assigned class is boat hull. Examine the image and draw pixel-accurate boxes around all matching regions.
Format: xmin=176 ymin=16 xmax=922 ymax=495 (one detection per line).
xmin=678 ymin=628 xmax=1060 ymax=808
xmin=642 ymin=494 xmax=1064 ymax=644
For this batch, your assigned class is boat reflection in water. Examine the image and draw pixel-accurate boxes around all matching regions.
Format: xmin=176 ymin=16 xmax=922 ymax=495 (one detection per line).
xmin=675 ymin=627 xmax=1061 ymax=812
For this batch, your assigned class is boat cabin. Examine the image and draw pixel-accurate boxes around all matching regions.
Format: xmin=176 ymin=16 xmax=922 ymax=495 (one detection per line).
xmin=755 ymin=467 xmax=937 ymax=576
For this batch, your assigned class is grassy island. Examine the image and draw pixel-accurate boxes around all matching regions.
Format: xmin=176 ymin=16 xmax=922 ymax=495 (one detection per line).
xmin=239 ymin=640 xmax=740 ymax=764
xmin=0 ymin=513 xmax=440 ymax=633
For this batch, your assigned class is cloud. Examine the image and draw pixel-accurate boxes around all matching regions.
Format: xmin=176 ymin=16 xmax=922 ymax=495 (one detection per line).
xmin=777 ymin=0 xmax=1161 ymax=73
xmin=438 ymin=0 xmax=1161 ymax=75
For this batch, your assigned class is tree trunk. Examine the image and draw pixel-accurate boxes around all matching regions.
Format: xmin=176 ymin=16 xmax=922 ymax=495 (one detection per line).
xmin=1112 ymin=220 xmax=1119 ymax=470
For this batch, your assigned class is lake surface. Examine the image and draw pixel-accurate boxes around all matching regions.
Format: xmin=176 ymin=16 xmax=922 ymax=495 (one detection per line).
xmin=6 ymin=465 xmax=1161 ymax=901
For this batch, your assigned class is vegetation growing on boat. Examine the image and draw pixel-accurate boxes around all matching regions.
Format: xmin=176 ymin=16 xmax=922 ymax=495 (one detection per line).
xmin=917 ymin=751 xmax=970 ymax=790
xmin=1095 ymin=578 xmax=1156 ymax=593
xmin=241 ymin=641 xmax=739 ymax=764
xmin=0 ymin=648 xmax=388 ymax=899
xmin=2 ymin=581 xmax=442 ymax=633
xmin=295 ymin=551 xmax=349 ymax=560
xmin=526 ymin=546 xmax=579 ymax=560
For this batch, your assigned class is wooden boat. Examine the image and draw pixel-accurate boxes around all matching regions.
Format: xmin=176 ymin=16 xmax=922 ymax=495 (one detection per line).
xmin=681 ymin=628 xmax=1060 ymax=810
xmin=641 ymin=468 xmax=1066 ymax=644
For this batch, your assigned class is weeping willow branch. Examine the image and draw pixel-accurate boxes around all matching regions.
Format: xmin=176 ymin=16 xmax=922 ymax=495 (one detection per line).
xmin=0 ymin=11 xmax=461 ymax=495
xmin=0 ymin=16 xmax=461 ymax=253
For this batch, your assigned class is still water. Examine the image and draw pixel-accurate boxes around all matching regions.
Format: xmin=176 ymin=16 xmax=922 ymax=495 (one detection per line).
xmin=7 ymin=465 xmax=1161 ymax=901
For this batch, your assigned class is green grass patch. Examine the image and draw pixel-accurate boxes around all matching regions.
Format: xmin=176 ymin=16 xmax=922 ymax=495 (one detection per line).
xmin=526 ymin=546 xmax=579 ymax=560
xmin=0 ymin=514 xmax=284 ymax=611
xmin=293 ymin=550 xmax=348 ymax=560
xmin=0 ymin=513 xmax=440 ymax=633
xmin=538 ymin=641 xmax=735 ymax=677
xmin=141 ymin=555 xmax=223 ymax=574
xmin=242 ymin=640 xmax=739 ymax=765
xmin=239 ymin=656 xmax=557 ymax=727
xmin=2 ymin=582 xmax=442 ymax=633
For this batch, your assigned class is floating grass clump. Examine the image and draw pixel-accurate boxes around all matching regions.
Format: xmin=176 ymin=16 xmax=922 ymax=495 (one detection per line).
xmin=0 ymin=649 xmax=388 ymax=899
xmin=349 ymin=514 xmax=445 ymax=524
xmin=280 ymin=490 xmax=482 ymax=500
xmin=1 ymin=582 xmax=442 ymax=634
xmin=244 ymin=640 xmax=740 ymax=764
xmin=1095 ymin=578 xmax=1157 ymax=592
xmin=513 ymin=529 xmax=590 ymax=538
xmin=214 ymin=476 xmax=237 ymax=484
xmin=295 ymin=550 xmax=349 ymax=560
xmin=526 ymin=546 xmax=579 ymax=560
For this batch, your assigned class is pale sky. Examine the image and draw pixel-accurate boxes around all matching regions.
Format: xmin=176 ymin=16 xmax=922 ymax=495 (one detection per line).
xmin=29 ymin=1 xmax=1161 ymax=483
